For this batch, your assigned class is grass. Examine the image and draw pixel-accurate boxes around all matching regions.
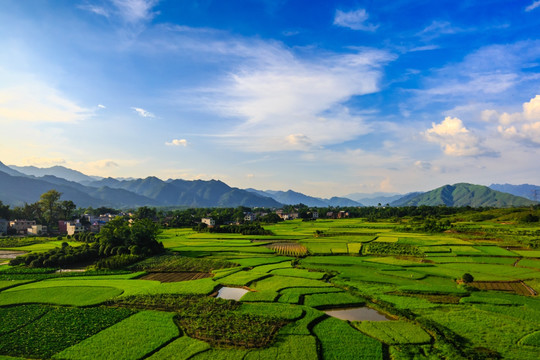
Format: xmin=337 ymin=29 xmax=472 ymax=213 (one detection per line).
xmin=313 ymin=317 xmax=383 ymax=360
xmin=55 ymin=311 xmax=179 ymax=360
xmin=242 ymin=335 xmax=318 ymax=359
xmin=251 ymin=275 xmax=332 ymax=292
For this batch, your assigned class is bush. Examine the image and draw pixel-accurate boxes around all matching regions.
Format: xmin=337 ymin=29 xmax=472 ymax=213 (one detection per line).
xmin=462 ymin=273 xmax=474 ymax=283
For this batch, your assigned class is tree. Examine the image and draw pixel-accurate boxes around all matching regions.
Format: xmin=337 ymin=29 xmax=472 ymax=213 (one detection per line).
xmin=462 ymin=273 xmax=474 ymax=283
xmin=39 ymin=190 xmax=62 ymax=226
xmin=0 ymin=200 xmax=10 ymax=220
xmin=60 ymin=200 xmax=76 ymax=220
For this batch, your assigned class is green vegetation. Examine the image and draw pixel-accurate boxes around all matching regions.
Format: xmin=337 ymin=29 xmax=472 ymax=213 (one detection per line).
xmin=0 ymin=306 xmax=134 ymax=358
xmin=353 ymin=321 xmax=431 ymax=344
xmin=313 ymin=317 xmax=383 ymax=360
xmin=55 ymin=311 xmax=179 ymax=360
xmin=0 ymin=213 xmax=539 ymax=359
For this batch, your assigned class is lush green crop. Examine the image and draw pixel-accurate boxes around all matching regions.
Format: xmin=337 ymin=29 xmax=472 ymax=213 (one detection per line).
xmin=353 ymin=321 xmax=431 ymax=344
xmin=132 ymin=253 xmax=237 ymax=272
xmin=0 ymin=306 xmax=134 ymax=359
xmin=147 ymin=336 xmax=211 ymax=360
xmin=303 ymin=292 xmax=365 ymax=308
xmin=0 ymin=286 xmax=123 ymax=306
xmin=269 ymin=267 xmax=325 ymax=279
xmin=240 ymin=290 xmax=279 ymax=302
xmin=251 ymin=275 xmax=331 ymax=292
xmin=364 ymin=242 xmax=423 ymax=256
xmin=0 ymin=305 xmax=50 ymax=336
xmin=243 ymin=335 xmax=318 ymax=359
xmin=313 ymin=317 xmax=383 ymax=360
xmin=55 ymin=311 xmax=179 ymax=360
xmin=519 ymin=331 xmax=540 ymax=347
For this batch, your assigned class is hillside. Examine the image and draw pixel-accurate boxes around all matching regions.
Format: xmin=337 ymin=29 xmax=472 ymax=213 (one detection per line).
xmin=392 ymin=183 xmax=535 ymax=207
xmin=0 ymin=170 xmax=281 ymax=208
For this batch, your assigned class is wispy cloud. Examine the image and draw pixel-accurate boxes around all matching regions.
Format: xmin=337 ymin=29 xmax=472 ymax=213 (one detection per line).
xmin=411 ymin=40 xmax=540 ymax=107
xmin=112 ymin=0 xmax=159 ymax=23
xmin=0 ymin=82 xmax=91 ymax=123
xmin=417 ymin=20 xmax=469 ymax=40
xmin=525 ymin=1 xmax=540 ymax=12
xmin=201 ymin=46 xmax=394 ymax=151
xmin=98 ymin=104 xmax=106 ymax=109
xmin=165 ymin=139 xmax=188 ymax=147
xmin=132 ymin=107 xmax=155 ymax=118
xmin=333 ymin=9 xmax=378 ymax=31
xmin=79 ymin=0 xmax=159 ymax=23
xmin=78 ymin=4 xmax=110 ymax=18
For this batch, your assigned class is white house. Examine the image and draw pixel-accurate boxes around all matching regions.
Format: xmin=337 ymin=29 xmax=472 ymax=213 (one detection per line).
xmin=201 ymin=218 xmax=215 ymax=227
xmin=67 ymin=222 xmax=85 ymax=236
xmin=27 ymin=225 xmax=47 ymax=236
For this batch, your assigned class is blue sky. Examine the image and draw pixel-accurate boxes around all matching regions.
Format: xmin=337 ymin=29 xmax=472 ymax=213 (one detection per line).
xmin=1 ymin=0 xmax=539 ymax=197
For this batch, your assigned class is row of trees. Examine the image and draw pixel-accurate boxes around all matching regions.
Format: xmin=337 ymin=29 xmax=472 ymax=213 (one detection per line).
xmin=0 ymin=190 xmax=76 ymax=228
xmin=10 ymin=217 xmax=163 ymax=268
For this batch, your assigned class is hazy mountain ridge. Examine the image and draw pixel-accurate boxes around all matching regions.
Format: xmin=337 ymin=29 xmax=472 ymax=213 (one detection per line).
xmin=1 ymin=162 xmax=538 ymax=209
xmin=246 ymin=189 xmax=363 ymax=207
xmin=8 ymin=164 xmax=102 ymax=184
xmin=392 ymin=183 xmax=535 ymax=207
xmin=489 ymin=184 xmax=540 ymax=201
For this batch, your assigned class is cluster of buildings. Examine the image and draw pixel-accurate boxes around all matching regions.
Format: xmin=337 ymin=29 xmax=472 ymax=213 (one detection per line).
xmin=0 ymin=213 xmax=120 ymax=237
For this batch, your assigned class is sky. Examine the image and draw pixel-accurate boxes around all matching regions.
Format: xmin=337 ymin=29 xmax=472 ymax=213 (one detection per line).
xmin=1 ymin=0 xmax=540 ymax=197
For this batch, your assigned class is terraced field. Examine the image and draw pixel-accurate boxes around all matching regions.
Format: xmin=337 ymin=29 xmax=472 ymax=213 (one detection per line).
xmin=0 ymin=218 xmax=539 ymax=359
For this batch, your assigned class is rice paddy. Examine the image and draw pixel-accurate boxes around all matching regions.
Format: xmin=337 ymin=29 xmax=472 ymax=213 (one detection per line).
xmin=0 ymin=217 xmax=539 ymax=359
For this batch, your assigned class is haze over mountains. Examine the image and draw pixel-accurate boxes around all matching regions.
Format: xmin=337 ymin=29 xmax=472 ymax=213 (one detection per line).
xmin=0 ymin=161 xmax=537 ymax=209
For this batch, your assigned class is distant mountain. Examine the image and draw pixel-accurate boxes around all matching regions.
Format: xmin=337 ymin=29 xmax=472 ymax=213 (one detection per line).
xmin=390 ymin=192 xmax=425 ymax=206
xmin=391 ymin=183 xmax=535 ymax=207
xmin=490 ymin=184 xmax=540 ymax=201
xmin=0 ymin=161 xmax=27 ymax=177
xmin=0 ymin=168 xmax=281 ymax=208
xmin=0 ymin=170 xmax=103 ymax=207
xmin=86 ymin=177 xmax=282 ymax=208
xmin=246 ymin=189 xmax=363 ymax=207
xmin=8 ymin=164 xmax=101 ymax=184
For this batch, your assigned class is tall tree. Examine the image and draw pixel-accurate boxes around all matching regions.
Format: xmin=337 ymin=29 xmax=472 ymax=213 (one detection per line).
xmin=39 ymin=189 xmax=62 ymax=226
xmin=60 ymin=200 xmax=76 ymax=220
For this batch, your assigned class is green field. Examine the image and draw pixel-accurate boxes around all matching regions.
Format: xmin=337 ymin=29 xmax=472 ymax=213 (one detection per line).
xmin=1 ymin=217 xmax=539 ymax=359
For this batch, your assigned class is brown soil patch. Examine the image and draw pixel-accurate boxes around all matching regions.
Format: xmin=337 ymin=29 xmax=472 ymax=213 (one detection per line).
xmin=139 ymin=272 xmax=212 ymax=282
xmin=470 ymin=281 xmax=536 ymax=296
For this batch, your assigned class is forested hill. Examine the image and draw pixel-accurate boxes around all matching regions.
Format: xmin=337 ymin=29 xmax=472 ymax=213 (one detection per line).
xmin=0 ymin=167 xmax=281 ymax=208
xmin=392 ymin=183 xmax=536 ymax=207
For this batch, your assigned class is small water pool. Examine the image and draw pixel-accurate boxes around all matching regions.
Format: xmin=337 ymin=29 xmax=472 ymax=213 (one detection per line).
xmin=324 ymin=307 xmax=391 ymax=321
xmin=216 ymin=286 xmax=249 ymax=301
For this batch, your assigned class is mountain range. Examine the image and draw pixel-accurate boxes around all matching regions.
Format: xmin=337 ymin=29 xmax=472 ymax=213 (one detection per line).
xmin=0 ymin=161 xmax=537 ymax=209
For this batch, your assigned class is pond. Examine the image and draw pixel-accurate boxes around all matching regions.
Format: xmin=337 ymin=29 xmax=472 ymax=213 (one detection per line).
xmin=324 ymin=307 xmax=391 ymax=321
xmin=216 ymin=286 xmax=249 ymax=301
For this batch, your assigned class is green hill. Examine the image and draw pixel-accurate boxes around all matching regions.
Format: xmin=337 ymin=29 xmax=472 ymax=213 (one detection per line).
xmin=392 ymin=183 xmax=536 ymax=207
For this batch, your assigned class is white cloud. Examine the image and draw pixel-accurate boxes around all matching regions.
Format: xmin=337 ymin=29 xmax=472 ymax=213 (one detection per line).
xmin=22 ymin=157 xmax=66 ymax=167
xmin=87 ymin=159 xmax=120 ymax=169
xmin=0 ymin=82 xmax=91 ymax=123
xmin=492 ymin=95 xmax=540 ymax=145
xmin=413 ymin=40 xmax=540 ymax=106
xmin=526 ymin=1 xmax=540 ymax=11
xmin=78 ymin=4 xmax=110 ymax=17
xmin=132 ymin=107 xmax=155 ymax=118
xmin=112 ymin=0 xmax=159 ymax=23
xmin=423 ymin=117 xmax=489 ymax=156
xmin=166 ymin=139 xmax=188 ymax=147
xmin=333 ymin=9 xmax=378 ymax=31
xmin=98 ymin=104 xmax=106 ymax=109
xmin=199 ymin=45 xmax=393 ymax=151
